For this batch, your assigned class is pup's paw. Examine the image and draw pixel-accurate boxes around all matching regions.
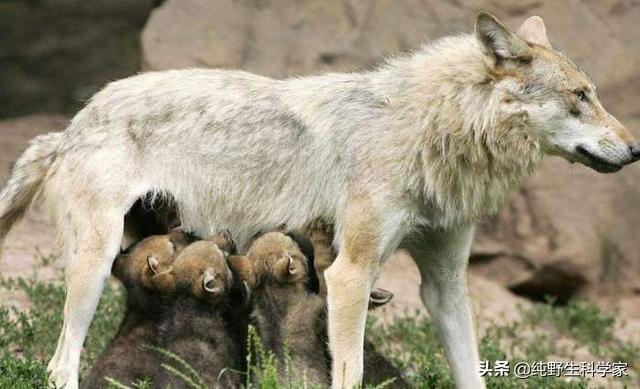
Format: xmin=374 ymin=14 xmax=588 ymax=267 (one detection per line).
xmin=306 ymin=218 xmax=334 ymax=244
xmin=211 ymin=229 xmax=237 ymax=254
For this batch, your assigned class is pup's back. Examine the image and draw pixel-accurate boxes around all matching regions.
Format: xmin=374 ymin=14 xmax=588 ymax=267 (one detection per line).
xmin=244 ymin=229 xmax=409 ymax=387
xmin=243 ymin=231 xmax=330 ymax=386
xmin=154 ymin=239 xmax=247 ymax=388
xmin=307 ymin=223 xmax=409 ymax=388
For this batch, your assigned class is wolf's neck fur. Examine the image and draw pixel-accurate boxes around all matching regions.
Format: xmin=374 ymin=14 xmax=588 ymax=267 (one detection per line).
xmin=375 ymin=35 xmax=543 ymax=227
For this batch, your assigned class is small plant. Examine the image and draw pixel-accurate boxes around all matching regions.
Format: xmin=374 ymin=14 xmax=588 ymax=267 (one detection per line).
xmin=145 ymin=345 xmax=207 ymax=389
xmin=105 ymin=376 xmax=153 ymax=389
xmin=245 ymin=325 xmax=323 ymax=389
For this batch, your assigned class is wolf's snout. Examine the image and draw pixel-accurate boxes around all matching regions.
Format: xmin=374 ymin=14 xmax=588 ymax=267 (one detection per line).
xmin=629 ymin=142 xmax=640 ymax=162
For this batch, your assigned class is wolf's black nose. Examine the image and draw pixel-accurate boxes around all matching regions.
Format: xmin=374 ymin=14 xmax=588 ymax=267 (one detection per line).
xmin=630 ymin=142 xmax=640 ymax=161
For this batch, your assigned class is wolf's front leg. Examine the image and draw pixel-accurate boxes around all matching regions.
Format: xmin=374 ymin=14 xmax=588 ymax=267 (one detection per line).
xmin=324 ymin=253 xmax=371 ymax=388
xmin=404 ymin=225 xmax=484 ymax=389
xmin=324 ymin=200 xmax=405 ymax=388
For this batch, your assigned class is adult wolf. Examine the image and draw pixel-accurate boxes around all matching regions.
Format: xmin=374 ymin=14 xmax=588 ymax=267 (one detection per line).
xmin=0 ymin=12 xmax=638 ymax=388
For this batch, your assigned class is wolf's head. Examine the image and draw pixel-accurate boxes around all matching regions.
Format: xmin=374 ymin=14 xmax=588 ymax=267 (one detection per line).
xmin=476 ymin=12 xmax=639 ymax=173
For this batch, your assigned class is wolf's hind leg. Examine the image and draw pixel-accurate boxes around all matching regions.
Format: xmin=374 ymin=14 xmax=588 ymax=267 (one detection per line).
xmin=47 ymin=206 xmax=125 ymax=389
xmin=406 ymin=225 xmax=485 ymax=389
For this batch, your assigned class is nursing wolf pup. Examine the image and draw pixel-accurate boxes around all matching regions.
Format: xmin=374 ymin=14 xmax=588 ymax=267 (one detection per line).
xmin=153 ymin=238 xmax=249 ymax=388
xmin=0 ymin=11 xmax=637 ymax=389
xmin=84 ymin=230 xmax=195 ymax=387
xmin=236 ymin=227 xmax=407 ymax=387
xmin=86 ymin=231 xmax=247 ymax=388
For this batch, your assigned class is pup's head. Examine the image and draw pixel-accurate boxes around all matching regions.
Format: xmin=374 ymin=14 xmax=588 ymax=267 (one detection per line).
xmin=112 ymin=229 xmax=196 ymax=290
xmin=171 ymin=240 xmax=234 ymax=304
xmin=475 ymin=12 xmax=639 ymax=173
xmin=229 ymin=231 xmax=309 ymax=290
xmin=166 ymin=230 xmax=250 ymax=307
xmin=228 ymin=229 xmax=394 ymax=310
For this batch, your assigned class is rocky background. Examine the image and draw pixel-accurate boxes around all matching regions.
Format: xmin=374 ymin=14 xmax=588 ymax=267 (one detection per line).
xmin=1 ymin=0 xmax=639 ymax=345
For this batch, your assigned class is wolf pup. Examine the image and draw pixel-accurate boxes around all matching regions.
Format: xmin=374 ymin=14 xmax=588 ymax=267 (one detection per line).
xmin=153 ymin=234 xmax=249 ymax=388
xmin=1 ymin=12 xmax=637 ymax=388
xmin=235 ymin=228 xmax=407 ymax=387
xmin=84 ymin=230 xmax=194 ymax=387
xmin=306 ymin=221 xmax=406 ymax=388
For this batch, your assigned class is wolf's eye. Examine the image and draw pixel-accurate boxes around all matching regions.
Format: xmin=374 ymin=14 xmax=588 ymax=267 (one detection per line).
xmin=574 ymin=90 xmax=588 ymax=102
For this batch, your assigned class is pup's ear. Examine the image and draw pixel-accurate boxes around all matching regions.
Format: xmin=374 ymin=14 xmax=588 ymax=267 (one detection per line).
xmin=169 ymin=228 xmax=199 ymax=249
xmin=211 ymin=229 xmax=237 ymax=255
xmin=142 ymin=255 xmax=176 ymax=292
xmin=147 ymin=256 xmax=160 ymax=274
xmin=235 ymin=281 xmax=252 ymax=312
xmin=110 ymin=252 xmax=129 ymax=281
xmin=202 ymin=268 xmax=223 ymax=297
xmin=475 ymin=12 xmax=531 ymax=64
xmin=276 ymin=253 xmax=303 ymax=282
xmin=227 ymin=255 xmax=255 ymax=287
xmin=285 ymin=254 xmax=297 ymax=276
xmin=368 ymin=288 xmax=394 ymax=310
xmin=516 ymin=15 xmax=552 ymax=49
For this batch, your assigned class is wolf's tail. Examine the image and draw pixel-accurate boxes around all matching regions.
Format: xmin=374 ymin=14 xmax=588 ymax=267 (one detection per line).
xmin=0 ymin=132 xmax=62 ymax=248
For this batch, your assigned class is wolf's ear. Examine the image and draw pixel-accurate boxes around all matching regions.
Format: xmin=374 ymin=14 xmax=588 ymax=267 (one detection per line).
xmin=475 ymin=12 xmax=531 ymax=64
xmin=516 ymin=15 xmax=552 ymax=49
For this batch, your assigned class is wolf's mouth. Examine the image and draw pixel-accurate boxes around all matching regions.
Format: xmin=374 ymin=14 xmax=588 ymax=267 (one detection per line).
xmin=575 ymin=146 xmax=622 ymax=173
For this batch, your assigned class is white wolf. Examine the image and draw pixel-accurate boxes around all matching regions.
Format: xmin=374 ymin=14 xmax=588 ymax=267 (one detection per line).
xmin=0 ymin=12 xmax=637 ymax=389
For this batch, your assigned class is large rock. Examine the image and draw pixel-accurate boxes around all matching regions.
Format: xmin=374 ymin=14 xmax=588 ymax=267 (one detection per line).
xmin=142 ymin=0 xmax=640 ymax=299
xmin=0 ymin=0 xmax=156 ymax=119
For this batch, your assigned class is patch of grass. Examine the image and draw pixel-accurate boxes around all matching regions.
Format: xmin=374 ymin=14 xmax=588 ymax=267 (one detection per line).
xmin=0 ymin=276 xmax=637 ymax=388
xmin=522 ymin=298 xmax=638 ymax=385
xmin=526 ymin=297 xmax=615 ymax=354
xmin=610 ymin=342 xmax=640 ymax=371
xmin=366 ymin=314 xmax=455 ymax=388
xmin=0 ymin=356 xmax=52 ymax=389
xmin=367 ymin=314 xmax=588 ymax=389
xmin=0 ymin=276 xmax=125 ymax=387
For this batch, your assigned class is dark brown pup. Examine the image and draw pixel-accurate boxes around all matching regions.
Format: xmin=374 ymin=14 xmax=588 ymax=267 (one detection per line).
xmin=83 ymin=229 xmax=194 ymax=388
xmin=232 ymin=223 xmax=407 ymax=387
xmin=84 ymin=230 xmax=246 ymax=388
